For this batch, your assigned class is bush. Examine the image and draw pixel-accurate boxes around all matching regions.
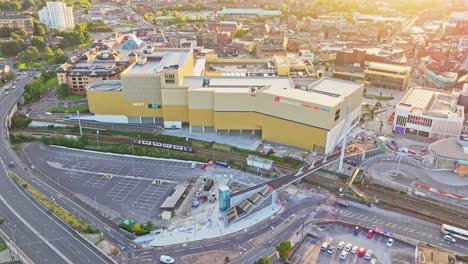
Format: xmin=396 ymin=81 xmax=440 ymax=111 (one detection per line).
xmin=10 ymin=134 xmax=34 ymax=144
xmin=84 ymin=225 xmax=100 ymax=234
xmin=135 ymin=229 xmax=150 ymax=236
xmin=10 ymin=115 xmax=32 ymax=129
xmin=276 ymin=240 xmax=292 ymax=260
xmin=255 ymin=257 xmax=271 ymax=264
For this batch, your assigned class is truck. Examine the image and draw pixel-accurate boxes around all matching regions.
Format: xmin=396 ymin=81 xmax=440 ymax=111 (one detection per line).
xmin=215 ymin=161 xmax=230 ymax=168
xmin=203 ymin=179 xmax=214 ymax=191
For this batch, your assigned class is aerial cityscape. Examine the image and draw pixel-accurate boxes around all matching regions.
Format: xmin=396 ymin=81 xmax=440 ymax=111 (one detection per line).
xmin=0 ymin=0 xmax=467 ymax=263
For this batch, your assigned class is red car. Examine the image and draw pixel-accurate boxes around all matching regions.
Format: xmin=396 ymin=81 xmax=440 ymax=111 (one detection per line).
xmin=200 ymin=164 xmax=207 ymax=169
xmin=357 ymin=248 xmax=366 ymax=257
xmin=366 ymin=229 xmax=374 ymax=238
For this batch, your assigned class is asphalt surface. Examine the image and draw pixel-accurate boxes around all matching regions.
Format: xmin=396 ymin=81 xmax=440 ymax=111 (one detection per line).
xmin=21 ymin=142 xmax=202 ymax=224
xmin=316 ymin=198 xmax=468 ymax=255
xmin=0 ymin=70 xmax=115 ymax=264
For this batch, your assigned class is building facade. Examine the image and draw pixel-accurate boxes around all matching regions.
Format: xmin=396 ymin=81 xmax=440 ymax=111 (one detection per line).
xmin=56 ymin=49 xmax=128 ymax=95
xmin=393 ymin=87 xmax=464 ymax=139
xmin=0 ymin=15 xmax=34 ymax=34
xmin=364 ymin=62 xmax=411 ymax=90
xmin=39 ymin=1 xmax=75 ymax=30
xmin=256 ymin=36 xmax=288 ymax=59
xmin=86 ymin=48 xmax=364 ymax=153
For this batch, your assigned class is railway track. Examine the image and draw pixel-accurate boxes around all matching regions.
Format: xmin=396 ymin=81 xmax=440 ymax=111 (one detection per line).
xmin=361 ymin=185 xmax=468 ymax=227
xmin=10 ymin=129 xmax=299 ymax=172
xmin=12 ymin=129 xmax=467 ymax=227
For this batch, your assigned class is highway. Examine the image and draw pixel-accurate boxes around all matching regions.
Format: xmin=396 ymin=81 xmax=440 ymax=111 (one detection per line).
xmin=0 ymin=71 xmax=116 ymax=264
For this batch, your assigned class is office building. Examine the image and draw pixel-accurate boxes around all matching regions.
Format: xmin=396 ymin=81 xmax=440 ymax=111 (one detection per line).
xmin=364 ymin=62 xmax=412 ymax=90
xmin=39 ymin=1 xmax=75 ymax=30
xmin=0 ymin=15 xmax=34 ymax=34
xmin=393 ymin=87 xmax=464 ymax=138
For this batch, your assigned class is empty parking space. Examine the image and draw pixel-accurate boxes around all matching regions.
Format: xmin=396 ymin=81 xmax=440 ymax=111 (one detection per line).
xmin=127 ymin=168 xmax=151 ymax=178
xmin=100 ymin=165 xmax=124 ymax=174
xmin=106 ymin=178 xmax=141 ymax=201
xmin=47 ymin=157 xmax=71 ymax=165
xmin=83 ymin=175 xmax=110 ymax=188
xmin=73 ymin=161 xmax=97 ymax=171
xmin=65 ymin=170 xmax=85 ymax=179
xmin=131 ymin=184 xmax=171 ymax=213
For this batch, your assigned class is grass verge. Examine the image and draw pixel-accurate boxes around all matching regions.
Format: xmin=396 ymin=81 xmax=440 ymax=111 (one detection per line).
xmin=10 ymin=173 xmax=99 ymax=234
xmin=0 ymin=237 xmax=6 ymax=251
xmin=44 ymin=77 xmax=58 ymax=89
xmin=47 ymin=103 xmax=89 ymax=113
xmin=364 ymin=94 xmax=394 ymax=101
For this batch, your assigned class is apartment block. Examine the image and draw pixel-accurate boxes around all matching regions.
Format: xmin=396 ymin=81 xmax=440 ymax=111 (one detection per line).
xmin=0 ymin=15 xmax=34 ymax=34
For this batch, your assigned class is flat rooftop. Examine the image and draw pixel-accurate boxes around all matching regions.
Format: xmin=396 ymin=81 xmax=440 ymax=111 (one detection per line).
xmin=126 ymin=49 xmax=190 ymax=74
xmin=398 ymin=87 xmax=464 ymax=117
xmin=307 ymin=78 xmax=363 ymax=98
xmin=184 ymin=76 xmax=293 ymax=91
xmin=87 ymin=80 xmax=122 ymax=92
xmin=217 ymin=8 xmax=281 ymax=16
xmin=367 ymin=62 xmax=411 ymax=72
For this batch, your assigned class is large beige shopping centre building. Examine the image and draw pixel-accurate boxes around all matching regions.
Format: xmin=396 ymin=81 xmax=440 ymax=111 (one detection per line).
xmin=86 ymin=48 xmax=364 ymax=153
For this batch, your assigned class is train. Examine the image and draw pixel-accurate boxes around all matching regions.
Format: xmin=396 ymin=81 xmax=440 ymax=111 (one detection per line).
xmin=132 ymin=139 xmax=194 ymax=153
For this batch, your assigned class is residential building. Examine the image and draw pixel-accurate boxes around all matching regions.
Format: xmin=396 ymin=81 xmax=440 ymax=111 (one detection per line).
xmin=446 ymin=11 xmax=468 ymax=35
xmin=299 ymin=50 xmax=315 ymax=61
xmin=85 ymin=48 xmax=364 ymax=153
xmin=216 ymin=8 xmax=282 ymax=19
xmin=335 ymin=48 xmax=408 ymax=71
xmin=0 ymin=64 xmax=10 ymax=75
xmin=256 ymin=36 xmax=288 ymax=59
xmin=364 ymin=62 xmax=412 ymax=90
xmin=393 ymin=87 xmax=464 ymax=139
xmin=207 ymin=21 xmax=240 ymax=34
xmin=39 ymin=1 xmax=75 ymax=30
xmin=56 ymin=49 xmax=128 ymax=95
xmin=0 ymin=15 xmax=34 ymax=34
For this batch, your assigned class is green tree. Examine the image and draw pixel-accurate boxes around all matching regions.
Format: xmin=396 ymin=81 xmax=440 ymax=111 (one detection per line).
xmin=132 ymin=223 xmax=142 ymax=233
xmin=254 ymin=257 xmax=271 ymax=264
xmin=31 ymin=36 xmax=45 ymax=48
xmin=173 ymin=11 xmax=183 ymax=22
xmin=24 ymin=77 xmax=46 ymax=102
xmin=54 ymin=48 xmax=68 ymax=64
xmin=10 ymin=33 xmax=20 ymax=40
xmin=276 ymin=240 xmax=292 ymax=260
xmin=13 ymin=29 xmax=28 ymax=36
xmin=145 ymin=220 xmax=154 ymax=230
xmin=1 ymin=72 xmax=15 ymax=83
xmin=17 ymin=46 xmax=40 ymax=64
xmin=35 ymin=23 xmax=48 ymax=36
xmin=43 ymin=46 xmax=55 ymax=63
xmin=0 ymin=28 xmax=19 ymax=38
xmin=0 ymin=40 xmax=27 ymax=57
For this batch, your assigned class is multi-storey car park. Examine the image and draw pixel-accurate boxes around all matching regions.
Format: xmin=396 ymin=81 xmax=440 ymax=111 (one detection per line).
xmin=85 ymin=48 xmax=363 ymax=153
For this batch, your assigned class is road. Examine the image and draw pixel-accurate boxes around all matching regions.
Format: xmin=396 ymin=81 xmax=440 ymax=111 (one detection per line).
xmin=0 ymin=70 xmax=115 ymax=264
xmin=317 ymin=199 xmax=468 ymax=255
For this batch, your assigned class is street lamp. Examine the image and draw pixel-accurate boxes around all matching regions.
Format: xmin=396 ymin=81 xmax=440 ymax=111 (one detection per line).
xmin=96 ymin=130 xmax=100 ymax=150
xmin=77 ymin=110 xmax=83 ymax=136
xmin=395 ymin=153 xmax=403 ymax=176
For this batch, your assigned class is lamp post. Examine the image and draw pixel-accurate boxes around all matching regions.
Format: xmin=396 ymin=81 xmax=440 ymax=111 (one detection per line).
xmin=77 ymin=110 xmax=83 ymax=136
xmin=96 ymin=130 xmax=100 ymax=150
xmin=395 ymin=153 xmax=403 ymax=176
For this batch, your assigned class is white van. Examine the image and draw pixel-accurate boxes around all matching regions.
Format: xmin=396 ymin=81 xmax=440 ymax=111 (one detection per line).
xmin=321 ymin=242 xmax=329 ymax=251
xmin=160 ymin=255 xmax=175 ymax=264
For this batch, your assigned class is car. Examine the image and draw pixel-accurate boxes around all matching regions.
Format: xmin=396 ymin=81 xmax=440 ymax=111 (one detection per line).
xmin=5 ymin=92 xmax=9 ymax=95
xmin=365 ymin=250 xmax=373 ymax=260
xmin=357 ymin=247 xmax=366 ymax=257
xmin=337 ymin=241 xmax=345 ymax=250
xmin=336 ymin=200 xmax=348 ymax=207
xmin=339 ymin=250 xmax=348 ymax=260
xmin=367 ymin=229 xmax=374 ymax=238
xmin=12 ymin=85 xmax=16 ymax=89
xmin=159 ymin=255 xmax=175 ymax=264
xmin=370 ymin=258 xmax=377 ymax=264
xmin=327 ymin=245 xmax=336 ymax=254
xmin=353 ymin=226 xmax=360 ymax=236
xmin=0 ymin=217 xmax=3 ymax=224
xmin=387 ymin=238 xmax=394 ymax=247
xmin=191 ymin=162 xmax=197 ymax=168
xmin=8 ymin=162 xmax=16 ymax=168
xmin=351 ymin=245 xmax=359 ymax=254
xmin=321 ymin=242 xmax=329 ymax=251
xmin=344 ymin=243 xmax=352 ymax=252
xmin=443 ymin=235 xmax=456 ymax=243
xmin=200 ymin=164 xmax=207 ymax=169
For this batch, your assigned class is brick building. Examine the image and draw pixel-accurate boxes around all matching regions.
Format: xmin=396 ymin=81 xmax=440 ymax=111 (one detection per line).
xmin=0 ymin=15 xmax=34 ymax=34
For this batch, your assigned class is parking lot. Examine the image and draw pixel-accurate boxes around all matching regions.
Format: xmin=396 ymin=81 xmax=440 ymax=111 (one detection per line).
xmin=289 ymin=224 xmax=415 ymax=264
xmin=24 ymin=143 xmax=204 ymax=224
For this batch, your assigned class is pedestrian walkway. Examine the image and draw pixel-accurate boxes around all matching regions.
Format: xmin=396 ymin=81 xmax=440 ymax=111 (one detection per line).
xmin=135 ymin=202 xmax=282 ymax=247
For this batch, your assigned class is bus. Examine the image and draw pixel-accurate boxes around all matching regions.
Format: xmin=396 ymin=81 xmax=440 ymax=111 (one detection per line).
xmin=441 ymin=224 xmax=468 ymax=241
